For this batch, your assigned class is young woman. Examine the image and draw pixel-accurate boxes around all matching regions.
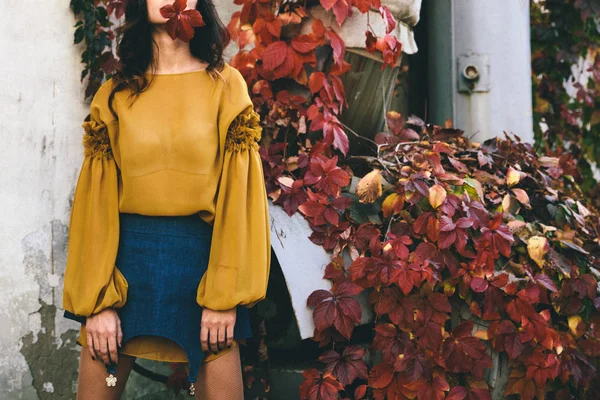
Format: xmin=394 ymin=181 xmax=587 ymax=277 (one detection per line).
xmin=61 ymin=1 xmax=271 ymax=398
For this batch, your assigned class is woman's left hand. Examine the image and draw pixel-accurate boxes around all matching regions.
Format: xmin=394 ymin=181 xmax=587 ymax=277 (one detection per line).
xmin=200 ymin=308 xmax=237 ymax=353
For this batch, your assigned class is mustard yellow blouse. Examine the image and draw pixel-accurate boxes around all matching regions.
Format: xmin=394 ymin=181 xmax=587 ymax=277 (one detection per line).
xmin=62 ymin=63 xmax=271 ymax=362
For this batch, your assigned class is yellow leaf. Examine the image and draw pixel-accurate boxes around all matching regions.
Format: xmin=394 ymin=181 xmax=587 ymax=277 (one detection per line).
xmin=382 ymin=193 xmax=404 ymax=218
xmin=443 ymin=281 xmax=455 ymax=296
xmin=527 ymin=236 xmax=549 ymax=268
xmin=474 ymin=330 xmax=489 ymax=340
xmin=568 ymin=315 xmax=586 ymax=338
xmin=355 ymin=169 xmax=383 ymax=204
xmin=507 ymin=167 xmax=521 ymax=187
xmin=429 ymin=184 xmax=447 ymax=209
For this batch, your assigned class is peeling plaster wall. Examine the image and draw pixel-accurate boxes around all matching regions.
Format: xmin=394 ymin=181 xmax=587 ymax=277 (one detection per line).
xmin=0 ymin=3 xmax=240 ymax=398
xmin=0 ymin=0 xmax=89 ymax=397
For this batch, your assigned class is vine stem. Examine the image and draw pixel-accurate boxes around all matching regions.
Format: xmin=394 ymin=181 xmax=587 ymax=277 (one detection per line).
xmin=340 ymin=121 xmax=379 ymax=149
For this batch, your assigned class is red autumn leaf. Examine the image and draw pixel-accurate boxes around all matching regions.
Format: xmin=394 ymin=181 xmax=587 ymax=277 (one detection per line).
xmin=354 ymin=384 xmax=368 ymax=399
xmin=303 ymin=155 xmax=351 ymax=197
xmin=307 ymin=282 xmax=362 ymax=339
xmin=324 ymin=256 xmax=347 ymax=283
xmin=354 ymin=0 xmax=381 ymax=13
xmin=374 ymin=34 xmax=402 ymax=69
xmin=428 ymin=292 xmax=452 ymax=313
xmin=439 ymin=216 xmax=475 ymax=257
xmin=292 ymin=33 xmax=322 ymax=54
xmin=299 ymin=369 xmax=344 ymax=400
xmin=353 ymin=223 xmax=382 ymax=254
xmin=516 ymin=283 xmax=541 ymax=305
xmin=390 ymin=263 xmax=421 ymax=295
xmin=160 ymin=0 xmax=205 ymax=43
xmin=413 ymin=211 xmax=439 ymax=242
xmin=569 ymin=274 xmax=597 ymax=299
xmin=533 ymin=273 xmax=558 ymax=292
xmin=524 ymin=349 xmax=560 ymax=387
xmin=274 ymin=45 xmax=301 ymax=79
xmin=322 ymin=113 xmax=350 ymax=155
xmin=318 ymin=346 xmax=368 ymax=386
xmin=309 ymin=71 xmax=327 ymax=94
xmin=447 ymin=385 xmax=492 ymax=400
xmin=414 ymin=321 xmax=444 ymax=352
xmin=372 ymin=322 xmax=410 ymax=362
xmin=396 ymin=350 xmax=431 ymax=384
xmin=372 ymin=286 xmax=415 ymax=328
xmin=478 ymin=213 xmax=514 ymax=258
xmin=368 ymin=362 xmax=395 ymax=390
xmin=446 ymin=386 xmax=468 ymax=400
xmin=470 ymin=277 xmax=489 ymax=293
xmin=275 ymin=179 xmax=309 ymax=216
xmin=298 ymin=189 xmax=350 ymax=226
xmin=365 ymin=30 xmax=377 ymax=54
xmin=379 ymin=6 xmax=397 ymax=34
xmin=443 ymin=320 xmax=492 ymax=378
xmin=262 ymin=41 xmax=288 ymax=70
xmin=321 ymin=0 xmax=351 ymax=26
xmin=325 ymin=29 xmax=346 ymax=66
xmin=309 ymin=221 xmax=352 ymax=252
xmin=417 ymin=375 xmax=450 ymax=400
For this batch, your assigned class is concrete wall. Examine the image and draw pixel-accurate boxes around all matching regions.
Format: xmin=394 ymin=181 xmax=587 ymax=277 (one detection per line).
xmin=0 ymin=2 xmax=239 ymax=398
xmin=427 ymin=0 xmax=534 ymax=143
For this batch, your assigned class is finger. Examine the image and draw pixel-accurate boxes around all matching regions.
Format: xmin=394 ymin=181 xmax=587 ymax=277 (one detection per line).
xmin=218 ymin=325 xmax=226 ymax=351
xmin=108 ymin=326 xmax=119 ymax=364
xmin=92 ymin=332 xmax=102 ymax=361
xmin=99 ymin=332 xmax=110 ymax=365
xmin=226 ymin=325 xmax=234 ymax=349
xmin=209 ymin=327 xmax=219 ymax=354
xmin=117 ymin=320 xmax=123 ymax=348
xmin=200 ymin=325 xmax=209 ymax=353
xmin=86 ymin=331 xmax=96 ymax=360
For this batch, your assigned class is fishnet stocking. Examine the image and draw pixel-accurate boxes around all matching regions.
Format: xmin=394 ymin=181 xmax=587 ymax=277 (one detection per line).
xmin=76 ymin=346 xmax=136 ymax=400
xmin=76 ymin=338 xmax=243 ymax=399
xmin=190 ymin=344 xmax=244 ymax=400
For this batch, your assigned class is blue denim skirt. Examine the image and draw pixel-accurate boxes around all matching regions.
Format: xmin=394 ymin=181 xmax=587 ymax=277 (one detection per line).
xmin=64 ymin=212 xmax=252 ymax=388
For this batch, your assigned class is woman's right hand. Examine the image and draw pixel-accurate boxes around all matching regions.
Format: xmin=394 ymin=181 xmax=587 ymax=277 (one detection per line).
xmin=85 ymin=308 xmax=123 ymax=365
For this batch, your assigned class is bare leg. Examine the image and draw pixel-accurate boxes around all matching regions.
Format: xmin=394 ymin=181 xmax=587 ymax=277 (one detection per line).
xmin=76 ymin=346 xmax=136 ymax=400
xmin=189 ymin=345 xmax=244 ymax=400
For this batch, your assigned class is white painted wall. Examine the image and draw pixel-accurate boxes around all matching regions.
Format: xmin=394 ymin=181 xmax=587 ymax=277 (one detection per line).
xmin=0 ymin=0 xmax=87 ymax=396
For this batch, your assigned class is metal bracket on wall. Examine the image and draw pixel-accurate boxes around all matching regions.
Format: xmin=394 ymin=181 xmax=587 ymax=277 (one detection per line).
xmin=457 ymin=53 xmax=491 ymax=93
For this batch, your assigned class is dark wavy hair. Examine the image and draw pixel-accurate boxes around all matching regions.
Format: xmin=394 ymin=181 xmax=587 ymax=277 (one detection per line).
xmin=106 ymin=0 xmax=230 ymax=120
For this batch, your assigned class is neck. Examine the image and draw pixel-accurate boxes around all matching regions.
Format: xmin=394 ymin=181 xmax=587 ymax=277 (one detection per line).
xmin=149 ymin=25 xmax=201 ymax=74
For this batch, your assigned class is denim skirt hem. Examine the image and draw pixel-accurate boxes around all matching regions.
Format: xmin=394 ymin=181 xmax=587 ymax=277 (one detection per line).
xmin=63 ymin=212 xmax=252 ymax=386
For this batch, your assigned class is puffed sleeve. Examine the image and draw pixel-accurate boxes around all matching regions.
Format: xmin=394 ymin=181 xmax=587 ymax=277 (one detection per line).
xmin=62 ymin=85 xmax=128 ymax=322
xmin=196 ymin=66 xmax=271 ymax=310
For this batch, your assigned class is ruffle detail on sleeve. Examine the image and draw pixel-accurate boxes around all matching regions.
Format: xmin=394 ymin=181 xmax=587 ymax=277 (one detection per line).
xmin=82 ymin=118 xmax=113 ymax=160
xmin=224 ymin=107 xmax=262 ymax=153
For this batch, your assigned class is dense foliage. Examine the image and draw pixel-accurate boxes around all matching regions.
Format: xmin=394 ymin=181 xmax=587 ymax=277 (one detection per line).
xmin=72 ymin=0 xmax=600 ymax=398
xmin=225 ymin=1 xmax=600 ymax=399
xmin=70 ymin=0 xmax=123 ymax=97
xmin=531 ymin=0 xmax=600 ymax=195
xmin=300 ymin=121 xmax=600 ymax=400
